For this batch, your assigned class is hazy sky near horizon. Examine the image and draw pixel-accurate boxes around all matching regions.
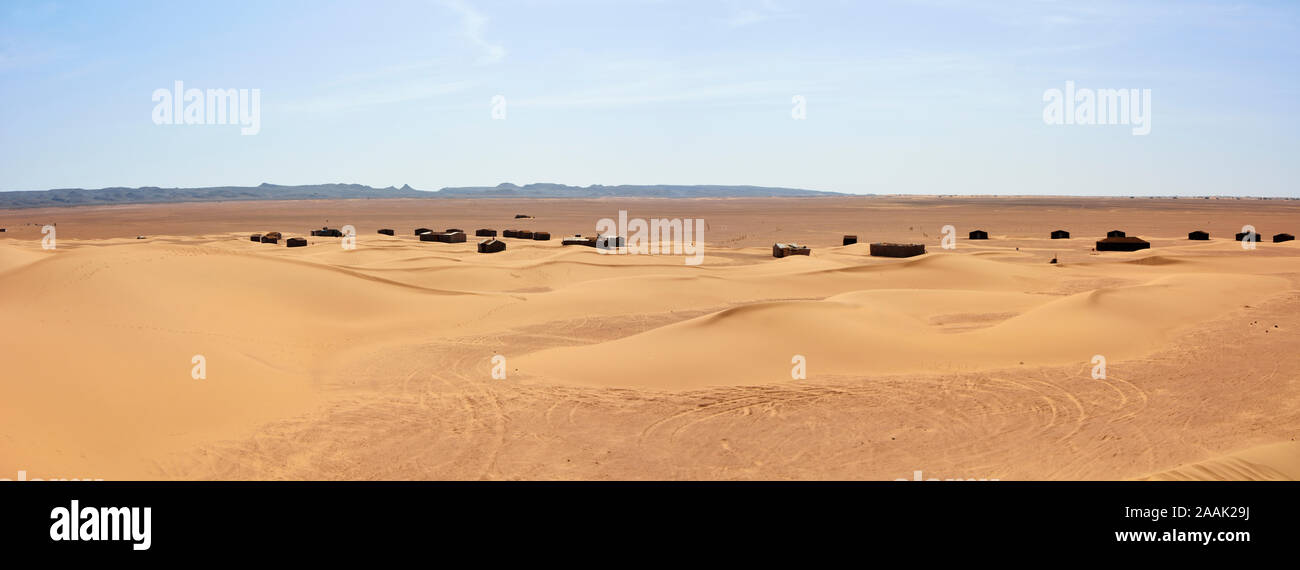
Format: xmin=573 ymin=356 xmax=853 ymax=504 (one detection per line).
xmin=0 ymin=0 xmax=1296 ymax=195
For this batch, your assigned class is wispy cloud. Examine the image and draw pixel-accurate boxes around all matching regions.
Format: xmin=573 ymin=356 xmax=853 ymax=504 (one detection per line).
xmin=441 ymin=0 xmax=506 ymax=64
xmin=721 ymin=0 xmax=792 ymax=28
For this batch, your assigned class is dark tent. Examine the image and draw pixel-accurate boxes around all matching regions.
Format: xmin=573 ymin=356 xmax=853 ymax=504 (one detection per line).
xmin=596 ymin=235 xmax=624 ymax=250
xmin=514 ymin=214 xmax=533 ymax=219
xmin=1273 ymin=233 xmax=1294 ymax=243
xmin=969 ymin=230 xmax=988 ymax=240
xmin=478 ymin=238 xmax=506 ymax=253
xmin=843 ymin=235 xmax=858 ymax=246
xmin=502 ymin=229 xmax=519 ymax=238
xmin=517 ymin=230 xmax=534 ymax=239
xmin=1107 ymin=230 xmax=1126 ymax=238
xmin=1188 ymin=230 xmax=1209 ymax=240
xmin=377 ymin=229 xmax=395 ymax=236
xmin=772 ymin=243 xmax=811 ymax=258
xmin=286 ymin=237 xmax=307 ymax=248
xmin=423 ymin=231 xmax=467 ymax=243
xmin=563 ymin=236 xmax=597 ymax=247
xmin=1051 ymin=230 xmax=1070 ymax=239
xmin=250 ymin=234 xmax=263 ymax=242
xmin=869 ymin=243 xmax=925 ymax=258
xmin=1236 ymin=231 xmax=1261 ymax=241
xmin=475 ymin=229 xmax=497 ymax=237
xmin=1096 ymin=236 xmax=1150 ymax=251
xmin=445 ymin=228 xmax=464 ymax=234
xmin=414 ymin=228 xmax=433 ymax=235
xmin=533 ymin=232 xmax=551 ymax=241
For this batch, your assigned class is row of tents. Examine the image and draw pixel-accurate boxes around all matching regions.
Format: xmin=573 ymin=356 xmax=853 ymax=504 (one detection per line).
xmin=776 ymin=228 xmax=1299 ymax=259
xmin=967 ymin=228 xmax=1292 ymax=242
xmin=249 ymin=232 xmax=308 ymax=248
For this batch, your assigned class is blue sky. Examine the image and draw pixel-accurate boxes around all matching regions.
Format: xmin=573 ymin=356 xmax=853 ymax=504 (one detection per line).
xmin=0 ymin=0 xmax=1296 ymax=195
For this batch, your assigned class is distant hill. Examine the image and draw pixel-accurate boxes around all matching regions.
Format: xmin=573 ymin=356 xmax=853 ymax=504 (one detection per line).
xmin=0 ymin=182 xmax=839 ymax=209
xmin=436 ymin=183 xmax=839 ymax=198
xmin=0 ymin=183 xmax=429 ymax=209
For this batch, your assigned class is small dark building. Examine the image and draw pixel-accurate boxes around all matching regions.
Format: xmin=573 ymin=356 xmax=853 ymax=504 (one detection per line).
xmin=377 ymin=228 xmax=395 ymax=236
xmin=475 ymin=229 xmax=497 ymax=237
xmin=869 ymin=243 xmax=925 ymax=258
xmin=517 ymin=230 xmax=534 ymax=239
xmin=843 ymin=235 xmax=858 ymax=246
xmin=562 ymin=236 xmax=597 ymax=247
xmin=969 ymin=230 xmax=988 ymax=240
xmin=1236 ymin=231 xmax=1262 ymax=241
xmin=414 ymin=228 xmax=433 ymax=236
xmin=772 ymin=243 xmax=811 ymax=258
xmin=533 ymin=232 xmax=551 ymax=241
xmin=1096 ymin=236 xmax=1150 ymax=252
xmin=435 ymin=231 xmax=467 ymax=243
xmin=1273 ymin=233 xmax=1294 ymax=243
xmin=1051 ymin=230 xmax=1070 ymax=239
xmin=286 ymin=237 xmax=307 ymax=248
xmin=596 ymin=235 xmax=624 ymax=250
xmin=250 ymin=234 xmax=263 ymax=242
xmin=477 ymin=238 xmax=506 ymax=253
xmin=1188 ymin=230 xmax=1209 ymax=240
xmin=1107 ymin=230 xmax=1126 ymax=238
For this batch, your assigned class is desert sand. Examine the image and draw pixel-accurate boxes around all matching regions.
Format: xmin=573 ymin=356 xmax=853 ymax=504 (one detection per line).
xmin=1 ymin=195 xmax=1298 ymax=480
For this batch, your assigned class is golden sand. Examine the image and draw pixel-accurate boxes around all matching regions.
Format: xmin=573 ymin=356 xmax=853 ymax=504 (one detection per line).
xmin=1 ymin=196 xmax=1297 ymax=480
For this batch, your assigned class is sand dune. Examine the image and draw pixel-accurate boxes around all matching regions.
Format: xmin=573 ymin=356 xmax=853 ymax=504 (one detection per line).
xmin=1141 ymin=442 xmax=1300 ymax=481
xmin=516 ymin=271 xmax=1288 ymax=389
xmin=2 ymin=196 xmax=1298 ymax=480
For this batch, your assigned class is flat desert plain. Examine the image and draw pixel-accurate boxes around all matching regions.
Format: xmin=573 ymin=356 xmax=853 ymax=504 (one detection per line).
xmin=2 ymin=196 xmax=1300 ymax=481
